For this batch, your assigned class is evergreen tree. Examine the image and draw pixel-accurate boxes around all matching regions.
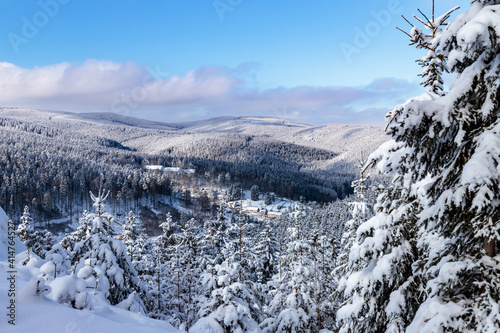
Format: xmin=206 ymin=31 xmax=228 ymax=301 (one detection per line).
xmin=195 ymin=206 xmax=263 ymax=332
xmin=40 ymin=243 xmax=72 ymax=280
xmin=122 ymin=210 xmax=143 ymax=261
xmin=397 ymin=3 xmax=459 ymax=95
xmin=121 ymin=211 xmax=156 ymax=315
xmin=263 ymin=206 xmax=318 ymax=332
xmin=335 ymin=161 xmax=418 ymax=333
xmin=194 ymin=262 xmax=262 ymax=333
xmin=72 ymin=210 xmax=91 ymax=243
xmin=251 ymin=185 xmax=260 ymax=201
xmin=71 ymin=189 xmax=141 ymax=306
xmin=200 ymin=216 xmax=225 ymax=276
xmin=135 ymin=231 xmax=155 ymax=278
xmin=404 ymin=2 xmax=500 ymax=331
xmin=338 ymin=2 xmax=500 ymax=332
xmin=152 ymin=212 xmax=179 ymax=321
xmin=177 ymin=218 xmax=202 ymax=330
xmin=135 ymin=231 xmax=156 ymax=315
xmin=316 ymin=234 xmax=336 ymax=330
xmin=16 ymin=205 xmax=45 ymax=262
xmin=264 ymin=193 xmax=272 ymax=206
xmin=254 ymin=220 xmax=279 ymax=285
xmin=39 ymin=230 xmax=54 ymax=258
xmin=155 ymin=212 xmax=177 ymax=253
xmin=17 ymin=206 xmax=35 ymax=253
xmin=332 ymin=158 xmax=376 ymax=328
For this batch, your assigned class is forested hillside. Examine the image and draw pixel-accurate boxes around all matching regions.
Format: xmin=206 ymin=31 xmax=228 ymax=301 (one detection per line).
xmin=0 ymin=108 xmax=386 ymax=223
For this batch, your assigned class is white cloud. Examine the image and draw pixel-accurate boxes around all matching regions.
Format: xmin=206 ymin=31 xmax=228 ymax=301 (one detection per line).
xmin=0 ymin=60 xmax=422 ymax=125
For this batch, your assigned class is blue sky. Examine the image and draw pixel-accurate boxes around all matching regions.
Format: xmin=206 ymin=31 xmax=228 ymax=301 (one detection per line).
xmin=0 ymin=0 xmax=469 ymax=125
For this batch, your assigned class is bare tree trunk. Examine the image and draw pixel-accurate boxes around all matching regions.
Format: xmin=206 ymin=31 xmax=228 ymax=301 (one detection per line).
xmin=484 ymin=237 xmax=495 ymax=257
xmin=157 ymin=255 xmax=161 ymax=313
xmin=315 ymin=260 xmax=322 ymax=329
xmin=484 ymin=214 xmax=497 ymax=257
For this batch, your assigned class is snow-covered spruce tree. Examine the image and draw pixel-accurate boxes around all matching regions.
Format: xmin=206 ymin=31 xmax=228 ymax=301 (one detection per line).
xmin=135 ymin=231 xmax=155 ymax=277
xmin=121 ymin=211 xmax=156 ymax=314
xmin=16 ymin=205 xmax=49 ymax=262
xmin=332 ymin=4 xmax=444 ymax=333
xmin=150 ymin=245 xmax=172 ymax=320
xmin=262 ymin=205 xmax=318 ymax=333
xmin=254 ymin=219 xmax=279 ymax=286
xmin=223 ymin=210 xmax=258 ymax=286
xmin=332 ymin=158 xmax=378 ymax=329
xmin=155 ymin=212 xmax=177 ymax=256
xmin=200 ymin=217 xmax=224 ymax=272
xmin=121 ymin=210 xmax=144 ymax=262
xmin=304 ymin=224 xmax=339 ymax=331
xmin=315 ymin=234 xmax=336 ymax=329
xmin=201 ymin=202 xmax=227 ymax=271
xmin=70 ymin=189 xmax=141 ymax=307
xmin=333 ymin=158 xmax=374 ymax=280
xmin=193 ymin=262 xmax=262 ymax=333
xmin=69 ymin=210 xmax=91 ymax=245
xmin=252 ymin=219 xmax=280 ymax=315
xmin=228 ymin=212 xmax=267 ymax=317
xmin=17 ymin=205 xmax=36 ymax=262
xmin=335 ymin=126 xmax=424 ymax=333
xmin=40 ymin=243 xmax=72 ymax=280
xmin=338 ymin=2 xmax=500 ymax=332
xmin=151 ymin=212 xmax=180 ymax=321
xmin=39 ymin=230 xmax=54 ymax=258
xmin=134 ymin=231 xmax=156 ymax=315
xmin=397 ymin=3 xmax=459 ymax=95
xmin=56 ymin=210 xmax=91 ymax=269
xmin=176 ymin=218 xmax=202 ymax=331
xmin=402 ymin=2 xmax=500 ymax=331
xmin=123 ymin=211 xmax=155 ymax=282
xmin=335 ymin=5 xmax=454 ymax=329
xmin=194 ymin=212 xmax=262 ymax=332
xmin=251 ymin=185 xmax=260 ymax=201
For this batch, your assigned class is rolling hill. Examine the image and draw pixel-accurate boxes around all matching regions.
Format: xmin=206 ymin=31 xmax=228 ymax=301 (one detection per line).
xmin=0 ymin=107 xmax=389 ymax=204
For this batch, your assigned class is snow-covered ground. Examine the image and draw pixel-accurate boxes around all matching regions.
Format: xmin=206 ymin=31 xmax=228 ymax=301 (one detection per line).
xmin=0 ymin=207 xmax=179 ymax=333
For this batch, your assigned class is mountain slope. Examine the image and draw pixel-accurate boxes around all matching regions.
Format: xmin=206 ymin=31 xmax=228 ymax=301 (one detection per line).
xmin=0 ymin=108 xmax=387 ymax=158
xmin=0 ymin=107 xmax=388 ymax=202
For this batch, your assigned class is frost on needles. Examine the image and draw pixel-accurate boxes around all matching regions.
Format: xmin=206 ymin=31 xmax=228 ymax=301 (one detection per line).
xmin=337 ymin=1 xmax=500 ymax=332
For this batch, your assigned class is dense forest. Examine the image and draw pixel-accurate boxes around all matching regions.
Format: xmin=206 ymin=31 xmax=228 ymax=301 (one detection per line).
xmin=13 ymin=184 xmax=353 ymax=332
xmin=0 ymin=111 xmax=364 ymax=224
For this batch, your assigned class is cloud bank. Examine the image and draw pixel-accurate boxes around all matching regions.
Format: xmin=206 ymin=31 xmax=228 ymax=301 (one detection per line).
xmin=0 ymin=60 xmax=422 ymax=125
